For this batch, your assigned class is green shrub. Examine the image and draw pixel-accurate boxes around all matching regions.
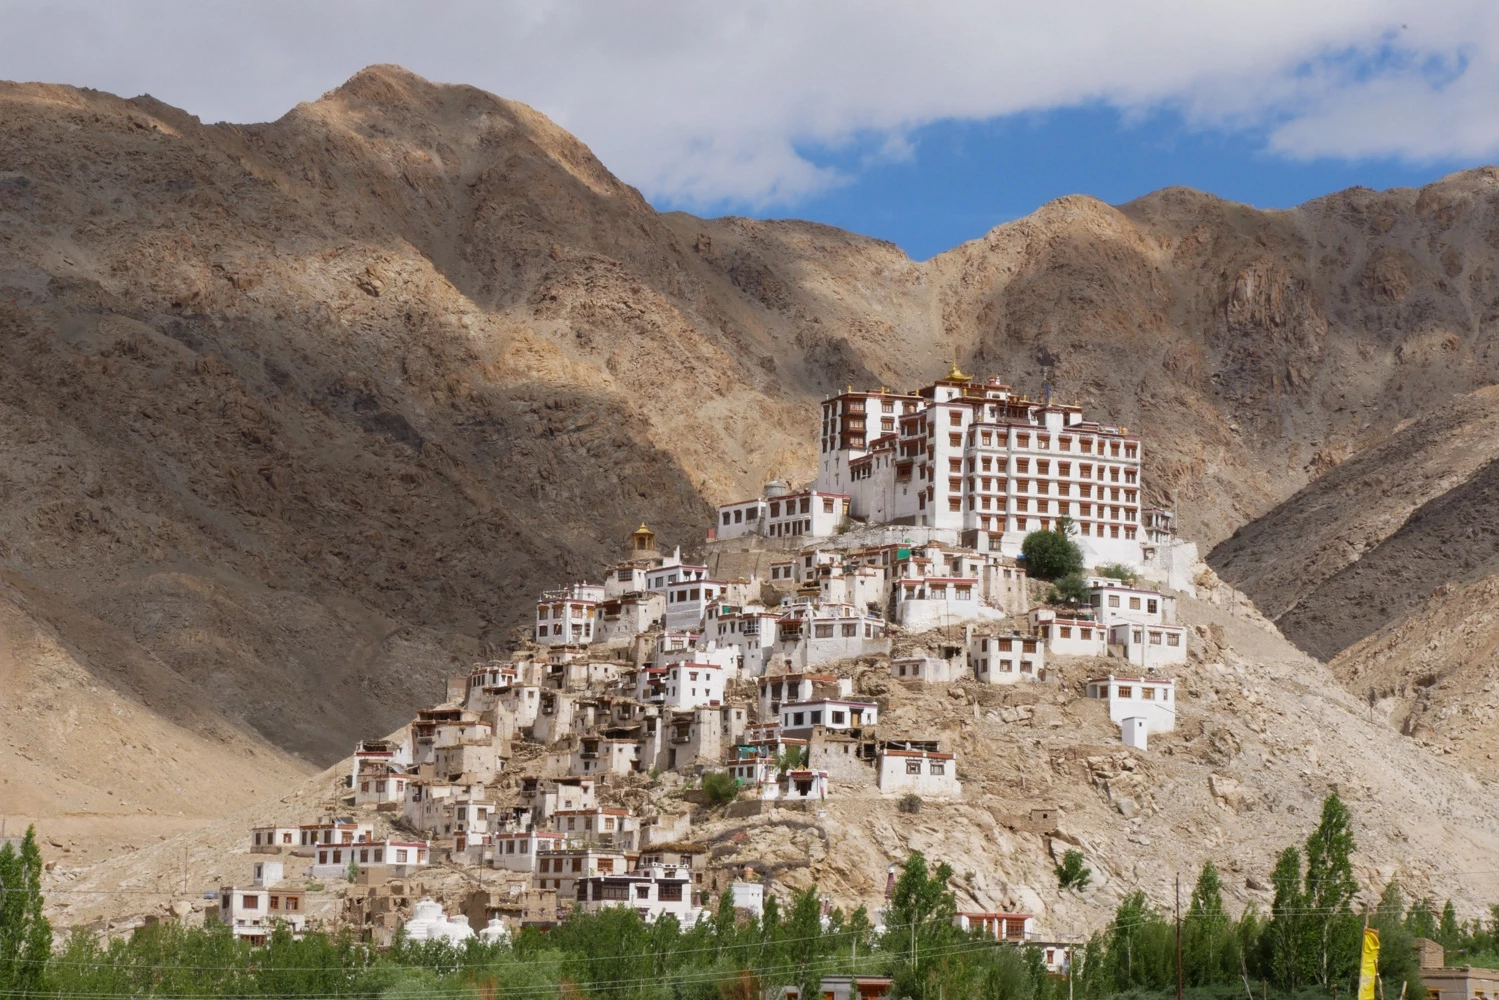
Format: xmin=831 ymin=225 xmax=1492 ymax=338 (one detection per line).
xmin=1056 ymin=848 xmax=1092 ymax=890
xmin=1021 ymin=523 xmax=1083 ymax=580
xmin=897 ymin=793 xmax=922 ymax=814
xmin=1095 ymin=562 xmax=1138 ymax=585
xmin=701 ymin=770 xmax=740 ymax=805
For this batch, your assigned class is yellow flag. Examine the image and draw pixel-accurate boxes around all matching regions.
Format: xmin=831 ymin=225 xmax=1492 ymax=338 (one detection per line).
xmin=1358 ymin=927 xmax=1381 ymax=1000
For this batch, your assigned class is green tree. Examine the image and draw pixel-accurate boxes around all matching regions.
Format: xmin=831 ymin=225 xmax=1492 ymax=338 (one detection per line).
xmin=1046 ymin=572 xmax=1089 ymax=606
xmin=1406 ymin=898 xmax=1438 ymax=940
xmin=1183 ymin=861 xmax=1235 ymax=985
xmin=783 ymin=887 xmax=830 ymax=1000
xmin=1439 ymin=900 xmax=1462 ymax=949
xmin=1104 ymin=891 xmax=1173 ymax=991
xmin=1021 ymin=525 xmax=1083 ymax=581
xmin=1303 ymin=791 xmax=1360 ymax=988
xmin=1371 ymin=881 xmax=1426 ymax=1000
xmin=1055 ymin=850 xmax=1091 ymax=891
xmin=0 ymin=827 xmax=51 ymax=997
xmin=881 ymin=852 xmax=959 ymax=1000
xmin=1264 ymin=846 xmax=1309 ymax=989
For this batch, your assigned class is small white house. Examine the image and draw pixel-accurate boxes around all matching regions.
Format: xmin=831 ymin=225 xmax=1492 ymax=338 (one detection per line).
xmin=1107 ymin=621 xmax=1189 ymax=667
xmin=549 ymin=808 xmax=638 ymax=849
xmin=731 ymin=881 xmax=765 ymax=918
xmin=490 ymin=830 xmax=566 ymax=872
xmin=658 ymin=662 xmax=725 ymax=709
xmin=311 ymin=839 xmax=430 ymax=879
xmin=1121 ymin=716 xmax=1149 ymax=750
xmin=298 ymin=820 xmax=374 ymax=848
xmin=249 ymin=826 xmax=300 ymax=852
xmin=715 ymin=610 xmax=782 ymax=676
xmin=761 ymin=490 xmax=848 ymax=540
xmin=891 ymin=655 xmax=959 ymax=683
xmin=777 ymin=768 xmax=831 ymax=801
xmin=758 ymin=673 xmax=848 ymax=717
xmin=779 ymin=699 xmax=878 ymax=733
xmin=1086 ymin=675 xmax=1176 ymax=735
xmin=1087 ymin=580 xmax=1175 ymax=626
xmin=571 ymin=737 xmax=641 ymax=776
xmin=353 ymin=763 xmax=409 ymax=807
xmin=663 ymin=579 xmax=730 ymax=631
xmin=535 ymin=584 xmax=604 ymax=646
xmin=954 ymin=911 xmax=1034 ymax=942
xmin=1029 ymin=609 xmax=1107 ymax=657
xmin=893 ymin=576 xmax=982 ymax=630
xmin=715 ymin=498 xmax=769 ymax=539
xmin=877 ymin=749 xmax=960 ymax=798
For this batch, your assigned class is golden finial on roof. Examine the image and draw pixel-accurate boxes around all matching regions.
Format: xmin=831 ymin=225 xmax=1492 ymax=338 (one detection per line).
xmin=944 ymin=358 xmax=972 ymax=382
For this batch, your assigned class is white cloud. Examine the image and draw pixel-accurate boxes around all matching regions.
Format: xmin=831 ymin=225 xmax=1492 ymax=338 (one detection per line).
xmin=1 ymin=0 xmax=1495 ymax=206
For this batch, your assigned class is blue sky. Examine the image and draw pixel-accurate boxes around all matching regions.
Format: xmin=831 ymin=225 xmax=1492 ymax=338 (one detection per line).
xmin=657 ymin=106 xmax=1478 ymax=261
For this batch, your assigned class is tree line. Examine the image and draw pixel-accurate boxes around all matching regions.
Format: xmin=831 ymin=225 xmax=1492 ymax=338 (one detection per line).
xmin=0 ymin=795 xmax=1486 ymax=999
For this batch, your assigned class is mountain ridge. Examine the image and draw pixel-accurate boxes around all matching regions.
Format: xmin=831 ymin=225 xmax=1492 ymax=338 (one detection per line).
xmin=7 ymin=65 xmax=1499 ymax=844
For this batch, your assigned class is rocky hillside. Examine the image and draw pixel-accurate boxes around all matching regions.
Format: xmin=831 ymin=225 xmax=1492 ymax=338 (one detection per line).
xmin=48 ymin=581 xmax=1499 ymax=931
xmin=1207 ymin=388 xmax=1499 ymax=760
xmin=9 ymin=63 xmax=1499 ymax=812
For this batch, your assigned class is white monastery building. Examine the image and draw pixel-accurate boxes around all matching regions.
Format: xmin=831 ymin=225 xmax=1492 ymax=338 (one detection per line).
xmin=711 ymin=366 xmax=1149 ymax=567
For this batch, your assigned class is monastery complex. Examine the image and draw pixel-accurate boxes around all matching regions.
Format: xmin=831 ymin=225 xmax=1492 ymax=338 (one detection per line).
xmin=218 ymin=367 xmax=1198 ymax=955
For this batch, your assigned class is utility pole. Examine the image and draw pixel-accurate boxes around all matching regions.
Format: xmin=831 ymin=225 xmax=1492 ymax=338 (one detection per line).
xmin=1176 ymin=873 xmax=1184 ymax=1000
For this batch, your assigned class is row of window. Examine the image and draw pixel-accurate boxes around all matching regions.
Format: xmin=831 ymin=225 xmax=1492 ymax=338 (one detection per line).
xmin=537 ymin=605 xmax=594 ymax=619
xmin=904 ymin=758 xmax=946 ymax=775
xmin=973 ymin=658 xmax=1036 ymax=675
xmin=227 ymin=893 xmax=300 ymax=912
xmin=316 ymin=846 xmax=424 ymax=865
xmin=949 ymin=457 xmax=1136 ymax=480
xmin=537 ymin=622 xmax=593 ymax=638
xmin=963 ymin=515 xmax=1136 ymax=538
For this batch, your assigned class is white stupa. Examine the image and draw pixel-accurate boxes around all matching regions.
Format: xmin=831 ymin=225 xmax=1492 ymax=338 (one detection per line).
xmin=479 ymin=916 xmax=510 ymax=945
xmin=402 ymin=898 xmax=475 ymax=944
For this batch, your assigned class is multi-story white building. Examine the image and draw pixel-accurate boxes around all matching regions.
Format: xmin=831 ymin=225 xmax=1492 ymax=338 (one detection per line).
xmin=573 ymin=863 xmax=701 ymax=924
xmin=774 ymin=600 xmax=889 ymax=668
xmin=535 ymin=584 xmax=604 ymax=646
xmin=714 ymin=609 xmax=782 ymax=676
xmin=814 ymin=367 xmax=1147 ymax=567
xmin=714 ymin=483 xmax=850 ymax=541
xmin=212 ymin=861 xmax=306 ymax=944
xmin=966 ymin=631 xmax=1045 ymax=683
xmin=1086 ymin=675 xmax=1176 ymax=734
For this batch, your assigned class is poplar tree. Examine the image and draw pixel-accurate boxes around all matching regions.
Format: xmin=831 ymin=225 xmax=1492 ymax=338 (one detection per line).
xmin=1184 ymin=861 xmax=1232 ymax=985
xmin=882 ymin=852 xmax=958 ymax=1000
xmin=1266 ymin=846 xmax=1308 ymax=989
xmin=0 ymin=827 xmax=52 ymax=996
xmin=1304 ymin=792 xmax=1359 ymax=988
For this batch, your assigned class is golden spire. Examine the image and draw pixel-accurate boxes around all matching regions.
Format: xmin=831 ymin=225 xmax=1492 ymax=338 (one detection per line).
xmin=944 ymin=357 xmax=972 ymax=382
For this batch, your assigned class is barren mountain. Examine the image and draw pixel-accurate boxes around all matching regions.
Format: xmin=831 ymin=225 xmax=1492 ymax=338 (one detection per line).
xmin=1208 ymin=387 xmax=1499 ymax=764
xmin=10 ymin=65 xmax=1499 ymax=842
